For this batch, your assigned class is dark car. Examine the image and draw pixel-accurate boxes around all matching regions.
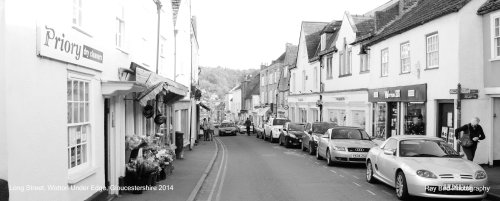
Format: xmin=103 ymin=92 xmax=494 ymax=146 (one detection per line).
xmin=279 ymin=122 xmax=306 ymax=148
xmin=301 ymin=122 xmax=338 ymax=155
xmin=218 ymin=122 xmax=237 ymax=136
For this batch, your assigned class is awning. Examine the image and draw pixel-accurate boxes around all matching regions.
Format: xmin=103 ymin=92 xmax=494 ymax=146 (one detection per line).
xmin=130 ymin=62 xmax=189 ymax=106
xmin=101 ymin=81 xmax=147 ymax=97
xmin=199 ymin=102 xmax=211 ymax=111
xmin=257 ymin=107 xmax=270 ymax=116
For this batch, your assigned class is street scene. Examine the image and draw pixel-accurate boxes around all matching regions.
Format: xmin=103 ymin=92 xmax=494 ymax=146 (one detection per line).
xmin=2 ymin=0 xmax=500 ymax=200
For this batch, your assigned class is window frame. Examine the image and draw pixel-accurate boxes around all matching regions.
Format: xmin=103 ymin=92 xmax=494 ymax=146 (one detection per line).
xmin=67 ymin=74 xmax=93 ymax=178
xmin=400 ymin=42 xmax=411 ymax=74
xmin=425 ymin=32 xmax=439 ymax=69
xmin=381 ymin=48 xmax=389 ymax=77
xmin=360 ymin=51 xmax=370 ymax=73
xmin=326 ymin=55 xmax=333 ymax=79
xmin=491 ymin=13 xmax=500 ymax=60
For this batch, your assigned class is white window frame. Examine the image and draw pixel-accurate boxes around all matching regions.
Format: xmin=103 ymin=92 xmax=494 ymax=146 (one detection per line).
xmin=72 ymin=0 xmax=84 ymax=27
xmin=67 ymin=74 xmax=94 ymax=180
xmin=491 ymin=13 xmax=500 ymax=60
xmin=381 ymin=48 xmax=389 ymax=77
xmin=115 ymin=3 xmax=125 ymax=49
xmin=284 ymin=67 xmax=288 ymax=77
xmin=339 ymin=51 xmax=345 ymax=75
xmin=326 ymin=55 xmax=333 ymax=79
xmin=400 ymin=42 xmax=411 ymax=73
xmin=314 ymin=67 xmax=318 ymax=89
xmin=426 ymin=33 xmax=439 ymax=69
xmin=346 ymin=48 xmax=352 ymax=75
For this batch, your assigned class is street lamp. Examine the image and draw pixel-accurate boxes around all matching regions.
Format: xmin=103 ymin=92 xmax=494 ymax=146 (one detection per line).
xmin=153 ymin=0 xmax=162 ymax=74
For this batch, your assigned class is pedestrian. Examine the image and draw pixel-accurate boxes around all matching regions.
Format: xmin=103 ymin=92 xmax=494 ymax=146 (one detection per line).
xmin=208 ymin=117 xmax=215 ymax=141
xmin=455 ymin=117 xmax=485 ymax=161
xmin=245 ymin=117 xmax=252 ymax=135
xmin=202 ymin=118 xmax=209 ymax=141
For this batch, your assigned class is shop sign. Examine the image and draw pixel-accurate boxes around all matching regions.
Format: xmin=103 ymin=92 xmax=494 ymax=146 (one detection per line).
xmin=368 ymin=84 xmax=427 ymax=102
xmin=335 ymin=97 xmax=345 ymax=101
xmin=36 ymin=23 xmax=104 ymax=70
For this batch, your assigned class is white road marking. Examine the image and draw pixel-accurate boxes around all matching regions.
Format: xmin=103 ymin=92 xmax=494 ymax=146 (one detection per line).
xmin=353 ymin=182 xmax=361 ymax=187
xmin=323 ymin=166 xmax=327 ymax=169
xmin=339 ymin=175 xmax=345 ymax=178
xmin=382 ymin=190 xmax=392 ymax=195
xmin=208 ymin=138 xmax=226 ymax=201
xmin=315 ymin=162 xmax=320 ymax=165
xmin=366 ymin=190 xmax=376 ymax=195
xmin=352 ymin=175 xmax=359 ymax=179
xmin=329 ymin=170 xmax=337 ymax=174
xmin=215 ymin=139 xmax=229 ymax=201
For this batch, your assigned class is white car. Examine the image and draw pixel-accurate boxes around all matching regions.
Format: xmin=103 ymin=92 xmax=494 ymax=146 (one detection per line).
xmin=316 ymin=127 xmax=377 ymax=165
xmin=264 ymin=118 xmax=290 ymax=143
xmin=366 ymin=135 xmax=488 ymax=200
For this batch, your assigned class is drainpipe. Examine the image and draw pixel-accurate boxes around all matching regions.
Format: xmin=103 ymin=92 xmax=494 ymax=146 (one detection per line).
xmin=153 ymin=0 xmax=162 ymax=74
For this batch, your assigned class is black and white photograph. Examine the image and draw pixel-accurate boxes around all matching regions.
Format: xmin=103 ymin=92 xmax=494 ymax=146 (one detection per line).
xmin=1 ymin=0 xmax=500 ymax=200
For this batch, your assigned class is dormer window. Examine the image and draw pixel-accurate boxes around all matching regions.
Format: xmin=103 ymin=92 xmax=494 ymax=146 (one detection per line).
xmin=321 ymin=33 xmax=327 ymax=51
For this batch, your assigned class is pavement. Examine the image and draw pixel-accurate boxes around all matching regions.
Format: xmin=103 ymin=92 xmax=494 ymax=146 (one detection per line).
xmin=484 ymin=165 xmax=500 ymax=200
xmin=113 ymin=139 xmax=217 ymax=201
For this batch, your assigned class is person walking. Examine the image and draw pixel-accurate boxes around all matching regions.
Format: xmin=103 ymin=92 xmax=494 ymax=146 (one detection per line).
xmin=202 ymin=118 xmax=209 ymax=141
xmin=208 ymin=118 xmax=215 ymax=141
xmin=245 ymin=117 xmax=252 ymax=136
xmin=455 ymin=117 xmax=486 ymax=161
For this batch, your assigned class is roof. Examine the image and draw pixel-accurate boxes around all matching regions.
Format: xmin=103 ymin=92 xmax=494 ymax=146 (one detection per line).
xmin=316 ymin=21 xmax=342 ymax=57
xmin=284 ymin=44 xmax=298 ymax=66
xmin=302 ymin=22 xmax=329 ymax=60
xmin=171 ymin=0 xmax=182 ymax=25
xmin=478 ymin=0 xmax=500 ymax=15
xmin=351 ymin=15 xmax=375 ymax=37
xmin=365 ymin=0 xmax=471 ymax=46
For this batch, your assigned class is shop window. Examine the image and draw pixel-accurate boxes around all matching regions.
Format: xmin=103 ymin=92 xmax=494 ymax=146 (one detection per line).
xmin=351 ymin=110 xmax=366 ymax=128
xmin=311 ymin=109 xmax=319 ymax=122
xmin=404 ymin=102 xmax=426 ymax=135
xmin=328 ymin=109 xmax=345 ymax=126
xmin=373 ymin=103 xmax=387 ymax=139
xmin=67 ymin=78 xmax=91 ymax=170
xmin=299 ymin=108 xmax=307 ymax=123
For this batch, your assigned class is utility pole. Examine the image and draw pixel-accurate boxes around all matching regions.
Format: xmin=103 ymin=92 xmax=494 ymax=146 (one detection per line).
xmin=153 ymin=0 xmax=162 ymax=74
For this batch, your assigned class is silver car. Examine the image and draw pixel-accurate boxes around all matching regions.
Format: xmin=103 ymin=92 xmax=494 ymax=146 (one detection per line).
xmin=316 ymin=127 xmax=377 ymax=165
xmin=366 ymin=136 xmax=488 ymax=200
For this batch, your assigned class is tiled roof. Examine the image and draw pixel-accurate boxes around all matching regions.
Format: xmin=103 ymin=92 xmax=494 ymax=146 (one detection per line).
xmin=352 ymin=15 xmax=375 ymax=37
xmin=374 ymin=2 xmax=400 ymax=32
xmin=284 ymin=44 xmax=298 ymax=66
xmin=366 ymin=0 xmax=471 ymax=46
xmin=321 ymin=21 xmax=342 ymax=33
xmin=302 ymin=22 xmax=328 ymax=60
xmin=478 ymin=0 xmax=500 ymax=15
xmin=171 ymin=0 xmax=182 ymax=25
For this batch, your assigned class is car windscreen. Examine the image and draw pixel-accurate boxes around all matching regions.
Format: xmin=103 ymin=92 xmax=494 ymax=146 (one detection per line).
xmin=221 ymin=123 xmax=234 ymax=127
xmin=288 ymin=124 xmax=305 ymax=131
xmin=312 ymin=123 xmax=337 ymax=134
xmin=273 ymin=119 xmax=290 ymax=125
xmin=399 ymin=139 xmax=460 ymax=157
xmin=331 ymin=129 xmax=370 ymax=140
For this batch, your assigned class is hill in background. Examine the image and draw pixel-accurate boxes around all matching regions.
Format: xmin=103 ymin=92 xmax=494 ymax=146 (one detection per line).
xmin=199 ymin=66 xmax=258 ymax=99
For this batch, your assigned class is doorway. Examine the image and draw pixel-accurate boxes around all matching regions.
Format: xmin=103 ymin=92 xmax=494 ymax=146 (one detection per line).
xmin=494 ymin=98 xmax=500 ymax=163
xmin=387 ymin=102 xmax=399 ymax=137
xmin=437 ymin=102 xmax=454 ymax=138
xmin=104 ymin=99 xmax=111 ymax=191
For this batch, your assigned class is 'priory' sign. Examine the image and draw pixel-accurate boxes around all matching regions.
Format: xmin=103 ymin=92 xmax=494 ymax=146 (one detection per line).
xmin=37 ymin=24 xmax=104 ymax=70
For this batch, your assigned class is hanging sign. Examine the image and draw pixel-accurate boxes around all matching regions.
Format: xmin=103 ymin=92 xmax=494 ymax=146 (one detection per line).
xmin=36 ymin=23 xmax=104 ymax=70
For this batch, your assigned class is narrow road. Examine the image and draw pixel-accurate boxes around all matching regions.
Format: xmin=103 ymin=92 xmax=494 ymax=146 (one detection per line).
xmin=197 ymin=134 xmax=399 ymax=201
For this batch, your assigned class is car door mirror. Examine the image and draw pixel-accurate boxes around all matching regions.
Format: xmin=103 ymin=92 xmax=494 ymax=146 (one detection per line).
xmin=383 ymin=149 xmax=396 ymax=155
xmin=308 ymin=130 xmax=313 ymax=135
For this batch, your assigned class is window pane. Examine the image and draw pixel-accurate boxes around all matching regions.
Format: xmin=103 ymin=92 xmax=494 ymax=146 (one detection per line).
xmin=67 ymin=80 xmax=72 ymax=101
xmin=80 ymin=102 xmax=85 ymax=122
xmin=76 ymin=126 xmax=82 ymax=144
xmin=85 ymin=82 xmax=89 ymax=101
xmin=82 ymin=144 xmax=87 ymax=163
xmin=73 ymin=81 xmax=78 ymax=101
xmin=69 ymin=126 xmax=76 ymax=146
xmin=79 ymin=81 xmax=84 ymax=103
xmin=85 ymin=103 xmax=89 ymax=122
xmin=496 ymin=18 xmax=499 ymax=27
xmin=68 ymin=103 xmax=73 ymax=123
xmin=76 ymin=145 xmax=82 ymax=165
xmin=68 ymin=149 xmax=71 ymax=168
xmin=71 ymin=147 xmax=76 ymax=168
xmin=82 ymin=125 xmax=88 ymax=143
xmin=74 ymin=102 xmax=79 ymax=123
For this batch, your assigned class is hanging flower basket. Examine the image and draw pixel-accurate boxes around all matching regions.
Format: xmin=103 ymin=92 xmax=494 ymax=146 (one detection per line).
xmin=143 ymin=105 xmax=154 ymax=118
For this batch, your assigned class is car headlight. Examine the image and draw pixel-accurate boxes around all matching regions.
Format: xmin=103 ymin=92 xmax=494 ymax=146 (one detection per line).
xmin=289 ymin=133 xmax=297 ymax=139
xmin=333 ymin=146 xmax=345 ymax=151
xmin=416 ymin=170 xmax=437 ymax=179
xmin=475 ymin=170 xmax=487 ymax=179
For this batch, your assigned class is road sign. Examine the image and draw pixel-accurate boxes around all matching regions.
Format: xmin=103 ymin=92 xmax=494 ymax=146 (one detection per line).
xmin=461 ymin=88 xmax=470 ymax=94
xmin=450 ymin=88 xmax=479 ymax=94
xmin=449 ymin=89 xmax=458 ymax=94
xmin=470 ymin=89 xmax=479 ymax=93
xmin=461 ymin=93 xmax=478 ymax=99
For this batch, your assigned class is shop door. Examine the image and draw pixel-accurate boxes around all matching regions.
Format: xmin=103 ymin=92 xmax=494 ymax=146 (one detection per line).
xmin=387 ymin=102 xmax=399 ymax=137
xmin=437 ymin=103 xmax=454 ymax=141
xmin=104 ymin=99 xmax=111 ymax=190
xmin=494 ymin=98 xmax=500 ymax=161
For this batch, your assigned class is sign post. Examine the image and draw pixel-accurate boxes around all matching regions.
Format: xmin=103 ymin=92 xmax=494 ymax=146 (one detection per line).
xmin=456 ymin=84 xmax=462 ymax=152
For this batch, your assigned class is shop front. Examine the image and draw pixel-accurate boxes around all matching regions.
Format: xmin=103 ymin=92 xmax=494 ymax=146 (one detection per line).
xmin=368 ymin=84 xmax=427 ymax=140
xmin=322 ymin=90 xmax=370 ymax=131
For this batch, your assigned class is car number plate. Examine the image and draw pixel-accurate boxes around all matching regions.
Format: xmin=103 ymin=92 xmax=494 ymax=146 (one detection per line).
xmin=443 ymin=184 xmax=471 ymax=188
xmin=351 ymin=154 xmax=365 ymax=158
xmin=226 ymin=131 xmax=231 ymax=133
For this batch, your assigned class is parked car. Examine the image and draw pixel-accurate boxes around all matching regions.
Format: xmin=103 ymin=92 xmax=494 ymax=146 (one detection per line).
xmin=366 ymin=136 xmax=488 ymax=200
xmin=316 ymin=127 xmax=376 ymax=165
xmin=255 ymin=124 xmax=265 ymax=139
xmin=279 ymin=122 xmax=306 ymax=148
xmin=264 ymin=118 xmax=290 ymax=143
xmin=218 ymin=122 xmax=237 ymax=136
xmin=301 ymin=122 xmax=337 ymax=155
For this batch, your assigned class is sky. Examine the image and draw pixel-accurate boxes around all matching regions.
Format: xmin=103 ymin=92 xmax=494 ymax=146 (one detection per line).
xmin=192 ymin=0 xmax=391 ymax=70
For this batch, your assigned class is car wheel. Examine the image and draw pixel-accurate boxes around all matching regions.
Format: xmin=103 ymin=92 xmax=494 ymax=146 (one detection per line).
xmin=326 ymin=150 xmax=334 ymax=166
xmin=284 ymin=137 xmax=290 ymax=148
xmin=308 ymin=143 xmax=315 ymax=155
xmin=395 ymin=171 xmax=410 ymax=200
xmin=301 ymin=142 xmax=307 ymax=152
xmin=366 ymin=161 xmax=376 ymax=183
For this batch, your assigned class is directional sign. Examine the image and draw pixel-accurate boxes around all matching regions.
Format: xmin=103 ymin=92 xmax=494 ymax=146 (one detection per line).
xmin=450 ymin=89 xmax=458 ymax=94
xmin=461 ymin=93 xmax=478 ymax=99
xmin=470 ymin=89 xmax=479 ymax=93
xmin=450 ymin=88 xmax=479 ymax=94
xmin=461 ymin=88 xmax=470 ymax=94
